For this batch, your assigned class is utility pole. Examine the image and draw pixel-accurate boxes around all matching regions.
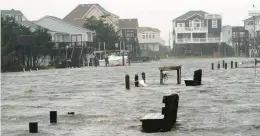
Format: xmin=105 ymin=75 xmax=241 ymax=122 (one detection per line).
xmin=248 ymin=4 xmax=259 ymax=76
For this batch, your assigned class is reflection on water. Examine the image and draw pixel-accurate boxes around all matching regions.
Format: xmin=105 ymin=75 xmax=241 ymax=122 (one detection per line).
xmin=1 ymin=57 xmax=260 ymax=136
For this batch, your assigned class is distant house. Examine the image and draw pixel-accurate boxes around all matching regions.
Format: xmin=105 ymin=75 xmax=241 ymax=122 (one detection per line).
xmin=119 ymin=18 xmax=139 ymax=56
xmin=63 ymin=4 xmax=120 ymax=31
xmin=222 ymin=25 xmax=250 ymax=57
xmin=1 ymin=9 xmax=28 ymax=22
xmin=172 ymin=10 xmax=223 ymax=56
xmin=138 ymin=27 xmax=165 ymax=56
xmin=243 ymin=16 xmax=260 ymax=38
xmin=34 ymin=15 xmax=94 ymax=43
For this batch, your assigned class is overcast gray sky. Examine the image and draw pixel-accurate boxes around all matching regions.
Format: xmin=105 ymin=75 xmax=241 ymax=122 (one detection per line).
xmin=1 ymin=0 xmax=260 ymax=46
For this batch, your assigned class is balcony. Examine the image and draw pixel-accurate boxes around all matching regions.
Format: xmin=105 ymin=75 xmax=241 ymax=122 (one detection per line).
xmin=245 ymin=25 xmax=260 ymax=31
xmin=176 ymin=38 xmax=221 ymax=44
xmin=175 ymin=27 xmax=208 ymax=33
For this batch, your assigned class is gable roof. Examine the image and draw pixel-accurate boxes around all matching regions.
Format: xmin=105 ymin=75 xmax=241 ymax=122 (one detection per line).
xmin=63 ymin=4 xmax=119 ymax=26
xmin=119 ymin=19 xmax=139 ymax=29
xmin=1 ymin=9 xmax=23 ymax=16
xmin=138 ymin=27 xmax=160 ymax=32
xmin=244 ymin=15 xmax=260 ymax=22
xmin=172 ymin=10 xmax=208 ymax=21
xmin=18 ymin=21 xmax=43 ymax=30
xmin=34 ymin=15 xmax=92 ymax=32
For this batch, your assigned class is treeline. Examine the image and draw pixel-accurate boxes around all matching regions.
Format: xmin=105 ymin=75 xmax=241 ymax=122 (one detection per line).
xmin=1 ymin=16 xmax=53 ymax=72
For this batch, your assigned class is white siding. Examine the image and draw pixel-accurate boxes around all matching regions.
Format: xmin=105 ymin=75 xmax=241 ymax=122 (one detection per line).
xmin=138 ymin=30 xmax=163 ymax=44
xmin=35 ymin=17 xmax=93 ymax=42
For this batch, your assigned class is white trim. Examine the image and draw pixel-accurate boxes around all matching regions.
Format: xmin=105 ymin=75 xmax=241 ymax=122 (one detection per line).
xmin=185 ymin=13 xmax=205 ymax=20
xmin=81 ymin=5 xmax=95 ymax=19
xmin=81 ymin=5 xmax=118 ymax=29
xmin=34 ymin=15 xmax=92 ymax=33
xmin=175 ymin=13 xmax=205 ymax=21
xmin=139 ymin=27 xmax=159 ymax=33
xmin=212 ymin=19 xmax=218 ymax=28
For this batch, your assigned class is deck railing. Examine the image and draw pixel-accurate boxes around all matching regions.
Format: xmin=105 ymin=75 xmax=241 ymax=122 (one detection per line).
xmin=176 ymin=38 xmax=221 ymax=44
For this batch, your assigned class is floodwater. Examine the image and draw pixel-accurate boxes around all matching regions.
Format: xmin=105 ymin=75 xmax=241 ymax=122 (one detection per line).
xmin=1 ymin=58 xmax=260 ymax=136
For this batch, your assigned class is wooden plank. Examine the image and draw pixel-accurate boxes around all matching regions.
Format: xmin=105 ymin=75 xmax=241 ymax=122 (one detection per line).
xmin=158 ymin=65 xmax=181 ymax=71
xmin=141 ymin=113 xmax=164 ymax=120
xmin=140 ymin=113 xmax=156 ymax=120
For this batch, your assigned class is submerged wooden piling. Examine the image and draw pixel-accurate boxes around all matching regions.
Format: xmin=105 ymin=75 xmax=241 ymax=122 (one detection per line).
xmin=222 ymin=60 xmax=225 ymax=68
xmin=134 ymin=74 xmax=139 ymax=87
xmin=50 ymin=111 xmax=57 ymax=123
xmin=125 ymin=74 xmax=130 ymax=90
xmin=141 ymin=72 xmax=146 ymax=83
xmin=211 ymin=63 xmax=214 ymax=70
xmin=217 ymin=62 xmax=220 ymax=69
xmin=225 ymin=63 xmax=227 ymax=69
xmin=231 ymin=61 xmax=233 ymax=69
xmin=235 ymin=62 xmax=238 ymax=68
xmin=29 ymin=122 xmax=38 ymax=133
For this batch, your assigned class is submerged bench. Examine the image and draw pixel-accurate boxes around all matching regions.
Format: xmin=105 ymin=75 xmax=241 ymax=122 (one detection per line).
xmin=158 ymin=65 xmax=181 ymax=84
xmin=140 ymin=94 xmax=179 ymax=132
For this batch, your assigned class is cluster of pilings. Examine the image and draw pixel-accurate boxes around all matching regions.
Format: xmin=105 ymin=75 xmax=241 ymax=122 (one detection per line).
xmin=125 ymin=72 xmax=146 ymax=89
xmin=211 ymin=60 xmax=238 ymax=70
xmin=29 ymin=111 xmax=74 ymax=133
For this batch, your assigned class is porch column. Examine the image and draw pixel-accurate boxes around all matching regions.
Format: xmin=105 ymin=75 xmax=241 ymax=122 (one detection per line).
xmin=191 ymin=33 xmax=193 ymax=43
xmin=206 ymin=32 xmax=208 ymax=43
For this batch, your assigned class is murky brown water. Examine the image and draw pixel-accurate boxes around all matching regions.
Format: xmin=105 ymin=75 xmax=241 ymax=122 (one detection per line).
xmin=1 ymin=58 xmax=260 ymax=136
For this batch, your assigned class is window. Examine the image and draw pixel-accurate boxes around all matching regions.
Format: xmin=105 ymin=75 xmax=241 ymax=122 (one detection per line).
xmin=146 ymin=33 xmax=148 ymax=39
xmin=142 ymin=34 xmax=145 ymax=39
xmin=212 ymin=20 xmax=218 ymax=28
xmin=189 ymin=20 xmax=192 ymax=27
xmin=152 ymin=34 xmax=155 ymax=39
xmin=149 ymin=34 xmax=151 ymax=39
xmin=178 ymin=23 xmax=184 ymax=27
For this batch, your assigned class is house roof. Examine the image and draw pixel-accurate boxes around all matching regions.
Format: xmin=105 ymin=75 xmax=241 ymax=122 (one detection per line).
xmin=138 ymin=27 xmax=160 ymax=32
xmin=119 ymin=19 xmax=139 ymax=29
xmin=244 ymin=15 xmax=260 ymax=21
xmin=35 ymin=15 xmax=92 ymax=32
xmin=18 ymin=21 xmax=43 ymax=30
xmin=63 ymin=4 xmax=119 ymax=26
xmin=1 ymin=9 xmax=23 ymax=16
xmin=172 ymin=10 xmax=208 ymax=21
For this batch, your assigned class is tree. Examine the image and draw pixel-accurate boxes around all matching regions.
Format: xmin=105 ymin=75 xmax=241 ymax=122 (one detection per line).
xmin=32 ymin=28 xmax=53 ymax=67
xmin=83 ymin=15 xmax=120 ymax=50
xmin=1 ymin=16 xmax=53 ymax=72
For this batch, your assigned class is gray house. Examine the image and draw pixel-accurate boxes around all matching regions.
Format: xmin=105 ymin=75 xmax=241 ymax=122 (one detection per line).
xmin=1 ymin=9 xmax=28 ymax=22
xmin=119 ymin=18 xmax=140 ymax=57
xmin=172 ymin=10 xmax=223 ymax=56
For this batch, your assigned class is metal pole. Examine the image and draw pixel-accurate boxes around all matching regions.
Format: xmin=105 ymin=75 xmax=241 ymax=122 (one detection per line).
xmin=120 ymin=40 xmax=121 ymax=52
xmin=253 ymin=16 xmax=256 ymax=76
xmin=99 ymin=42 xmax=101 ymax=60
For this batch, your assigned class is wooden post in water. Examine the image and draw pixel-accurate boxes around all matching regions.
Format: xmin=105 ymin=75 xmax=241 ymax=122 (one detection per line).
xmin=50 ymin=111 xmax=57 ymax=123
xmin=134 ymin=74 xmax=139 ymax=87
xmin=217 ymin=62 xmax=220 ymax=69
xmin=29 ymin=122 xmax=38 ymax=133
xmin=225 ymin=63 xmax=227 ymax=69
xmin=231 ymin=61 xmax=233 ymax=69
xmin=141 ymin=72 xmax=146 ymax=83
xmin=125 ymin=75 xmax=130 ymax=89
xmin=177 ymin=69 xmax=181 ymax=84
xmin=125 ymin=74 xmax=130 ymax=90
xmin=211 ymin=63 xmax=214 ymax=70
xmin=160 ymin=70 xmax=163 ymax=84
xmin=235 ymin=62 xmax=238 ymax=68
xmin=222 ymin=60 xmax=225 ymax=68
